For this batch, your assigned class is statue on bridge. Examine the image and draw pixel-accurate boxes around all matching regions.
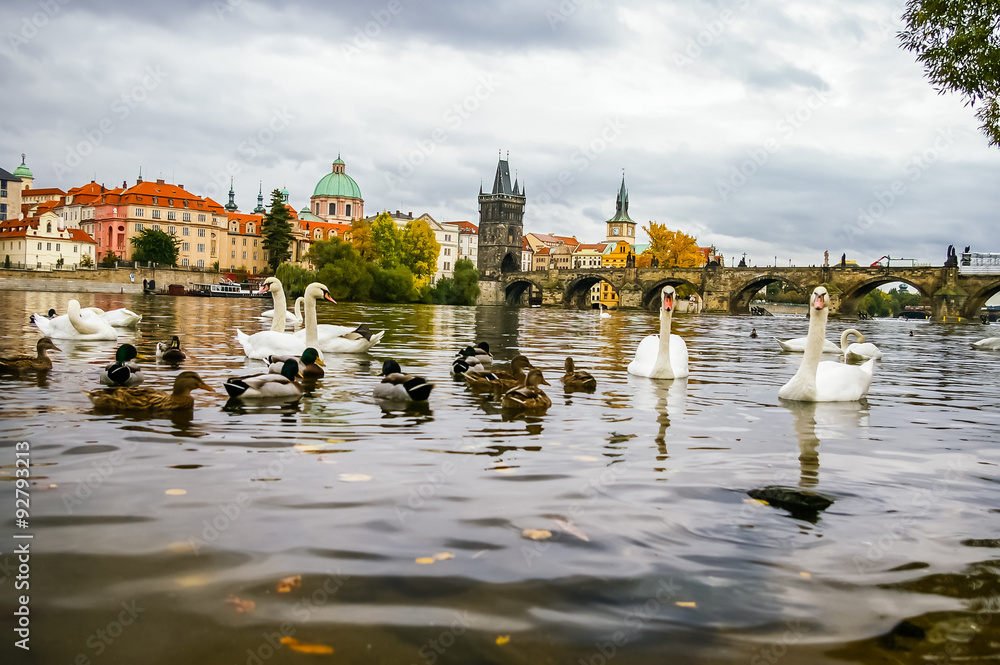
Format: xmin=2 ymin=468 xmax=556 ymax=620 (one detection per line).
xmin=945 ymin=245 xmax=959 ymax=267
xmin=737 ymin=256 xmax=747 ymax=268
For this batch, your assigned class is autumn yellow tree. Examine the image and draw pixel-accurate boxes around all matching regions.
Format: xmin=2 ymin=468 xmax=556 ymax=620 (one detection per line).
xmin=642 ymin=222 xmax=702 ymax=267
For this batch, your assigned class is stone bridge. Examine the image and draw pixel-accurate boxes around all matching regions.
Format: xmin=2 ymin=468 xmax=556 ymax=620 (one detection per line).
xmin=478 ymin=265 xmax=1000 ymax=320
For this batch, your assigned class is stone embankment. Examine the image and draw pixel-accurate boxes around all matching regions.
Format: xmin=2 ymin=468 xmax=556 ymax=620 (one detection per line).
xmin=0 ymin=267 xmax=215 ymax=294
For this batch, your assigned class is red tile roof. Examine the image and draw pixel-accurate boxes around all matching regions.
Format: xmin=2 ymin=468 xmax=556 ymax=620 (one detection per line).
xmin=21 ymin=188 xmax=66 ymax=197
xmin=452 ymin=221 xmax=478 ymax=234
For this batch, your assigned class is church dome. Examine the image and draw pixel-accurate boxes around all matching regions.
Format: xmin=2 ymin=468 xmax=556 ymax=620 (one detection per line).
xmin=312 ymin=157 xmax=362 ymax=199
xmin=13 ymin=155 xmax=32 ymax=179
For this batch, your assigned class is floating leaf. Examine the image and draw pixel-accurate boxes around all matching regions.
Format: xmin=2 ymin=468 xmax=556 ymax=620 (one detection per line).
xmin=277 ymin=575 xmax=302 ymax=593
xmin=280 ymin=637 xmax=333 ymax=655
xmin=339 ymin=473 xmax=371 ymax=482
xmin=415 ymin=557 xmax=436 ymax=564
xmin=165 ymin=488 xmax=187 ymax=495
xmin=554 ymin=519 xmax=590 ymax=542
xmin=573 ymin=455 xmax=599 ymax=462
xmin=493 ymin=467 xmax=516 ymax=474
xmin=799 ymin=571 xmax=812 ymax=578
xmin=175 ymin=574 xmax=210 ymax=588
xmin=743 ymin=498 xmax=769 ymax=506
xmin=434 ymin=552 xmax=454 ymax=561
xmin=226 ymin=595 xmax=256 ymax=613
xmin=522 ymin=529 xmax=552 ymax=541
xmin=167 ymin=541 xmax=198 ymax=554
xmin=496 ymin=635 xmax=511 ymax=645
xmin=676 ymin=601 xmax=697 ymax=608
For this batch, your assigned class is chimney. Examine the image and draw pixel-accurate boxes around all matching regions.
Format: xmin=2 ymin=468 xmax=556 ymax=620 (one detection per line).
xmin=178 ymin=184 xmax=183 ymax=190
xmin=157 ymin=179 xmax=165 ymax=184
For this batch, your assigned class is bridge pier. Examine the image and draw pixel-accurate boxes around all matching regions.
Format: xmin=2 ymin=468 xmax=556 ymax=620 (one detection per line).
xmin=477 ymin=280 xmax=506 ymax=306
xmin=932 ymin=286 xmax=969 ymax=321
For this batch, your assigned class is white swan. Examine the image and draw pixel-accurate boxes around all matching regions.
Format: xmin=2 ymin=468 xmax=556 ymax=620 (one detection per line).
xmin=291 ymin=296 xmax=385 ymax=354
xmin=972 ymin=337 xmax=1000 ymax=350
xmin=627 ymin=285 xmax=689 ymax=379
xmin=779 ymin=287 xmax=874 ymax=402
xmin=236 ymin=281 xmax=333 ymax=359
xmin=32 ymin=300 xmax=118 ymax=341
xmin=775 ymin=335 xmax=840 ymax=353
xmin=598 ymin=306 xmax=611 ymax=319
xmin=841 ymin=328 xmax=882 ymax=362
xmin=85 ymin=307 xmax=142 ymax=328
xmin=262 ymin=296 xmax=303 ymax=325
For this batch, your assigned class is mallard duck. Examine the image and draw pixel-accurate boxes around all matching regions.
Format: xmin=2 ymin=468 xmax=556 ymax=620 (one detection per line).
xmin=501 ymin=369 xmax=552 ymax=413
xmin=87 ymin=371 xmax=214 ymax=411
xmin=28 ymin=309 xmax=56 ymax=324
xmin=452 ymin=346 xmax=490 ymax=376
xmin=470 ymin=342 xmax=493 ymax=367
xmin=750 ymin=328 xmax=758 ymax=338
xmin=464 ymin=355 xmax=534 ymax=392
xmin=224 ymin=358 xmax=302 ymax=400
xmin=0 ymin=338 xmax=59 ymax=374
xmin=100 ymin=344 xmax=143 ymax=386
xmin=374 ymin=359 xmax=434 ymax=401
xmin=156 ymin=336 xmax=186 ymax=363
xmin=266 ymin=348 xmax=325 ymax=379
xmin=561 ymin=357 xmax=596 ymax=391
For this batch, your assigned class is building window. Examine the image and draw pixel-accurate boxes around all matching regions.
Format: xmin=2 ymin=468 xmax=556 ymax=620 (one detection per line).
xmin=346 ymin=204 xmax=352 ymax=217
xmin=196 ymin=259 xmax=204 ymax=268
xmin=315 ymin=203 xmax=319 ymax=215
xmin=253 ymin=252 xmax=258 ymax=260
xmin=328 ymin=202 xmax=336 ymax=215
xmin=231 ymin=250 xmax=235 ymax=258
xmin=445 ymin=234 xmax=452 ymax=241
xmin=135 ymin=208 xmax=144 ymax=217
xmin=182 ymin=242 xmax=190 ymax=251
xmin=135 ymin=223 xmax=144 ymax=231
xmin=182 ymin=227 xmax=190 ymax=236
xmin=242 ymin=251 xmax=247 ymax=259
xmin=152 ymin=210 xmax=161 ymax=219
xmin=444 ymin=261 xmax=450 ymax=271
xmin=243 ymin=238 xmax=247 ymax=246
xmin=231 ymin=238 xmax=236 ymax=245
xmin=444 ymin=248 xmax=451 ymax=256
xmin=168 ymin=226 xmax=175 ymax=235
xmin=74 ymin=245 xmax=78 ymax=253
xmin=37 ymin=243 xmax=41 ymax=250
xmin=46 ymin=243 xmax=51 ymax=250
xmin=167 ymin=211 xmax=176 ymax=220
xmin=197 ymin=243 xmax=205 ymax=253
xmin=198 ymin=228 xmax=206 ymax=237
xmin=182 ymin=212 xmax=191 ymax=221
xmin=198 ymin=214 xmax=206 ymax=222
xmin=152 ymin=197 xmax=158 ymax=205
xmin=152 ymin=224 xmax=160 ymax=231
xmin=182 ymin=258 xmax=189 ymax=266
xmin=247 ymin=224 xmax=253 ymax=233
xmin=55 ymin=243 xmax=60 ymax=251
xmin=253 ymin=239 xmax=258 ymax=247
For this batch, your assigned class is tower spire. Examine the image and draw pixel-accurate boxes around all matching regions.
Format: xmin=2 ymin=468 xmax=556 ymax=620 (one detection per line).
xmin=253 ymin=181 xmax=265 ymax=214
xmin=225 ymin=177 xmax=238 ymax=212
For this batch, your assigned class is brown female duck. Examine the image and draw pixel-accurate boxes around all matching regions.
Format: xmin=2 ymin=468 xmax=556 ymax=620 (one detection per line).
xmin=463 ymin=355 xmax=534 ymax=392
xmin=501 ymin=369 xmax=552 ymax=413
xmin=0 ymin=338 xmax=59 ymax=374
xmin=87 ymin=371 xmax=214 ymax=411
xmin=561 ymin=357 xmax=596 ymax=391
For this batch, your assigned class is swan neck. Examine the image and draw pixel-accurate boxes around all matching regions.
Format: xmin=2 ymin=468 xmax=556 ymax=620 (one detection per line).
xmin=269 ymin=286 xmax=287 ymax=332
xmin=68 ymin=300 xmax=99 ymax=334
xmin=652 ymin=305 xmax=674 ymax=377
xmin=796 ymin=306 xmax=827 ymax=387
xmin=304 ymin=292 xmax=318 ymax=346
xmin=840 ymin=328 xmax=862 ymax=350
xmin=294 ymin=297 xmax=304 ymax=321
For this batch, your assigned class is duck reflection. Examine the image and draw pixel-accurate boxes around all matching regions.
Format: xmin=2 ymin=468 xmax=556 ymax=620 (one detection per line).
xmin=781 ymin=399 xmax=870 ymax=488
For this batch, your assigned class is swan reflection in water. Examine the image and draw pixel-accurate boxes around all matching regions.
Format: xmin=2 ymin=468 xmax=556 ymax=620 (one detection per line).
xmin=627 ymin=375 xmax=688 ymax=457
xmin=781 ymin=399 xmax=870 ymax=488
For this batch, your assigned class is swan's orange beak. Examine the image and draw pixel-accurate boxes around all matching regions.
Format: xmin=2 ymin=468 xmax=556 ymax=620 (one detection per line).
xmin=663 ymin=292 xmax=674 ymax=312
xmin=324 ymin=293 xmax=336 ymax=304
xmin=257 ymin=284 xmax=270 ymax=294
xmin=813 ymin=293 xmax=825 ymax=309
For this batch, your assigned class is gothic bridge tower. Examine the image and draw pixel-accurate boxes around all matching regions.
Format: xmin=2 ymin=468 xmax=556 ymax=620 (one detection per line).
xmin=477 ymin=155 xmax=525 ymax=282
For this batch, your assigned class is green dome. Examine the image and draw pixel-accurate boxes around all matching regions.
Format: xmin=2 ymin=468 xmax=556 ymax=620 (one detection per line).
xmin=312 ymin=158 xmax=362 ymax=199
xmin=13 ymin=159 xmax=32 ymax=179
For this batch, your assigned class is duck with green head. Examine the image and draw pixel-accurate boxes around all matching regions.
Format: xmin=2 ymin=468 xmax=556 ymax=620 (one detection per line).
xmin=224 ymin=358 xmax=302 ymax=400
xmin=100 ymin=344 xmax=143 ymax=386
xmin=267 ymin=348 xmax=325 ymax=379
xmin=156 ymin=336 xmax=186 ymax=363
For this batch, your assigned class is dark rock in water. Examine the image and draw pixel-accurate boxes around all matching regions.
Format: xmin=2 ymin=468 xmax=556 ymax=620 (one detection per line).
xmin=747 ymin=486 xmax=835 ymax=522
xmin=876 ymin=619 xmax=926 ymax=650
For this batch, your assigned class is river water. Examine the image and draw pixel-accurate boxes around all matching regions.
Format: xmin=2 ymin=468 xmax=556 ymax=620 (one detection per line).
xmin=1 ymin=289 xmax=998 ymax=664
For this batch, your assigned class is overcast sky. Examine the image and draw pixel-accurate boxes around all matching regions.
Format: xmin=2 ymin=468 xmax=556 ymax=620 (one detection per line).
xmin=3 ymin=0 xmax=997 ymax=268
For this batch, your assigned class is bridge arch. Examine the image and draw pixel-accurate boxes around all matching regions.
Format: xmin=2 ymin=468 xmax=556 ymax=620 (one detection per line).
xmin=838 ymin=276 xmax=932 ymax=316
xmin=961 ymin=278 xmax=1000 ymax=318
xmin=504 ymin=277 xmax=544 ymax=306
xmin=563 ymin=273 xmax=621 ymax=310
xmin=730 ymin=274 xmax=808 ymax=314
xmin=641 ymin=278 xmax=703 ymax=311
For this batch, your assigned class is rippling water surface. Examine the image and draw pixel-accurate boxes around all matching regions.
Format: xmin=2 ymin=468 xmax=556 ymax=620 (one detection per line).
xmin=1 ymin=289 xmax=998 ymax=664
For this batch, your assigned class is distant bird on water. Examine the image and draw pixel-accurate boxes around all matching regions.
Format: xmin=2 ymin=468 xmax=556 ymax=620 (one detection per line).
xmin=750 ymin=328 xmax=758 ymax=338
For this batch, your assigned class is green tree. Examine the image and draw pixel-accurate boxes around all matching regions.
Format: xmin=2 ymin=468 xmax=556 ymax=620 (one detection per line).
xmin=80 ymin=254 xmax=93 ymax=267
xmin=275 ymin=262 xmax=317 ymax=298
xmin=100 ymin=251 xmax=120 ymax=267
xmin=899 ymin=0 xmax=1000 ymax=146
xmin=130 ymin=228 xmax=180 ymax=266
xmin=262 ymin=188 xmax=293 ymax=272
xmin=371 ymin=263 xmax=417 ymax=302
xmin=428 ymin=258 xmax=480 ymax=305
xmin=307 ymin=238 xmax=375 ymax=301
xmin=401 ymin=218 xmax=441 ymax=279
xmin=370 ymin=212 xmax=403 ymax=266
xmin=861 ymin=289 xmax=892 ymax=317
